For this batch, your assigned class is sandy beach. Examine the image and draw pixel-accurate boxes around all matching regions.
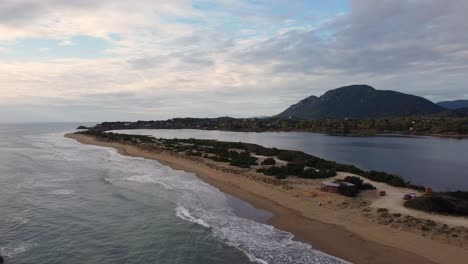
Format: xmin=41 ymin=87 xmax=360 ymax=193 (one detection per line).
xmin=65 ymin=133 xmax=468 ymax=264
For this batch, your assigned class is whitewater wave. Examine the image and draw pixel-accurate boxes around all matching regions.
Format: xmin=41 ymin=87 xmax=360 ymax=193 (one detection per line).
xmin=6 ymin=216 xmax=29 ymax=225
xmin=48 ymin=189 xmax=75 ymax=195
xmin=242 ymin=250 xmax=269 ymax=264
xmin=175 ymin=203 xmax=349 ymax=264
xmin=124 ymin=175 xmax=175 ymax=190
xmin=0 ymin=242 xmax=36 ymax=258
xmin=51 ymin=132 xmax=349 ymax=264
xmin=175 ymin=206 xmax=211 ymax=228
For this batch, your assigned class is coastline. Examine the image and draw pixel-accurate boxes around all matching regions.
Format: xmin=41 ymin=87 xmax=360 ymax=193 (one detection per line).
xmin=65 ymin=133 xmax=468 ymax=264
xmin=92 ymin=127 xmax=468 ymax=140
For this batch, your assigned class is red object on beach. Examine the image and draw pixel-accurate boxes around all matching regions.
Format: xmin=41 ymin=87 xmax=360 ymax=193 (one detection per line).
xmin=379 ymin=190 xmax=386 ymax=196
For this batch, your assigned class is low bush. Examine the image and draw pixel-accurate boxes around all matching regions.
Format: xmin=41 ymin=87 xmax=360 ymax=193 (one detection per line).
xmin=319 ymin=169 xmax=337 ymax=178
xmin=285 ymin=163 xmax=304 ymax=176
xmin=338 ymin=184 xmax=359 ymax=197
xmin=298 ymin=168 xmax=318 ymax=179
xmin=277 ymin=151 xmax=295 ymax=161
xmin=361 ymin=183 xmax=376 ymax=190
xmin=298 ymin=168 xmax=337 ymax=179
xmin=377 ymin=208 xmax=389 ymax=213
xmin=210 ymin=156 xmax=230 ymax=162
xmin=256 ymin=147 xmax=279 ymax=157
xmin=343 ymin=176 xmax=376 ymax=190
xmin=261 ymin=157 xmax=276 ymax=165
xmin=229 ymin=152 xmax=258 ymax=168
xmin=257 ymin=166 xmax=289 ymax=178
xmin=363 ymin=170 xmax=407 ymax=187
xmin=186 ymin=151 xmax=202 ymax=157
xmin=404 ymin=194 xmax=468 ymax=216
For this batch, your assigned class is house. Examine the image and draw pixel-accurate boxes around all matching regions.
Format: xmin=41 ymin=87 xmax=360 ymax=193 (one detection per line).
xmin=321 ymin=181 xmax=355 ymax=193
xmin=321 ymin=181 xmax=340 ymax=193
xmin=425 ymin=187 xmax=433 ymax=195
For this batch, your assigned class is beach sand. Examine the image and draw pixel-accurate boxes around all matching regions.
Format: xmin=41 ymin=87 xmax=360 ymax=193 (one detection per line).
xmin=65 ymin=133 xmax=468 ymax=264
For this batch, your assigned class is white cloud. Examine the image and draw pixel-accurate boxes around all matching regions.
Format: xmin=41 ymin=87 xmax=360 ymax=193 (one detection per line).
xmin=0 ymin=0 xmax=467 ymax=122
xmin=58 ymin=39 xmax=73 ymax=46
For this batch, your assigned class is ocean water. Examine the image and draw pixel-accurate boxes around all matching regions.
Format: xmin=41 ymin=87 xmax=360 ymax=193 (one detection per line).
xmin=115 ymin=129 xmax=468 ymax=191
xmin=0 ymin=124 xmax=347 ymax=264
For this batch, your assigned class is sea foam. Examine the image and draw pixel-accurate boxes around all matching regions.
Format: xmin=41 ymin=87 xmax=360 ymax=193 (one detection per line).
xmin=0 ymin=242 xmax=36 ymax=258
xmin=55 ymin=132 xmax=349 ymax=264
xmin=175 ymin=206 xmax=211 ymax=229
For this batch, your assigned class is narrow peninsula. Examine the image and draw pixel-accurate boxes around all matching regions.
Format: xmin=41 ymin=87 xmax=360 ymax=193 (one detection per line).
xmin=66 ymin=130 xmax=468 ymax=264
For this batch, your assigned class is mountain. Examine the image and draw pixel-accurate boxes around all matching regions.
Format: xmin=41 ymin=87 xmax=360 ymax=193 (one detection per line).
xmin=437 ymin=100 xmax=468 ymax=110
xmin=277 ymin=84 xmax=445 ymax=119
xmin=456 ymin=107 xmax=468 ymax=114
xmin=429 ymin=108 xmax=468 ymax=118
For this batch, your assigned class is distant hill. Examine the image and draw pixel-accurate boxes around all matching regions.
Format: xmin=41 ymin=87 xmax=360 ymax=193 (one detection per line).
xmin=276 ymin=85 xmax=445 ymax=119
xmin=429 ymin=108 xmax=468 ymax=118
xmin=437 ymin=100 xmax=468 ymax=110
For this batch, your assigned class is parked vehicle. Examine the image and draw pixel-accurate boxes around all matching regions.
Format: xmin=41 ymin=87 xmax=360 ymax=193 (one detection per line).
xmin=379 ymin=190 xmax=386 ymax=196
xmin=403 ymin=193 xmax=417 ymax=200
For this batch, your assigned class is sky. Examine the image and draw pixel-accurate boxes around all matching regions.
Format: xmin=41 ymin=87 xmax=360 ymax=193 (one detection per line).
xmin=1 ymin=0 xmax=467 ymax=122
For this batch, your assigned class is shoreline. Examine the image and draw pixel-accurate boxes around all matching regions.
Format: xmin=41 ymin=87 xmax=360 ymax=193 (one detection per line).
xmin=91 ymin=127 xmax=468 ymax=140
xmin=65 ymin=133 xmax=468 ymax=264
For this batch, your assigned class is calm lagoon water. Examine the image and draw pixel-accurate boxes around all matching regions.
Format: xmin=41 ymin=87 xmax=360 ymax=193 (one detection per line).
xmin=0 ymin=124 xmax=345 ymax=264
xmin=115 ymin=129 xmax=468 ymax=191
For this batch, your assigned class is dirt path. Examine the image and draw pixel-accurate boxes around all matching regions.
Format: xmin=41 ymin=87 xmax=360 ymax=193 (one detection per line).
xmin=335 ymin=173 xmax=468 ymax=227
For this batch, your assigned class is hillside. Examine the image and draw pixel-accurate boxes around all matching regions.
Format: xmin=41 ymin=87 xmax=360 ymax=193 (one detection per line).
xmin=437 ymin=100 xmax=468 ymax=110
xmin=277 ymin=85 xmax=444 ymax=119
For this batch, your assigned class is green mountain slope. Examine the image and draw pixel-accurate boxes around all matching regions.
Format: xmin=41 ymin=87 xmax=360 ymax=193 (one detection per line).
xmin=437 ymin=100 xmax=468 ymax=110
xmin=277 ymin=85 xmax=444 ymax=119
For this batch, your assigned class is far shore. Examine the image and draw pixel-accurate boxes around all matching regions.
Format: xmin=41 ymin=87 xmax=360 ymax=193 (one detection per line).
xmin=87 ymin=127 xmax=468 ymax=140
xmin=65 ymin=132 xmax=468 ymax=264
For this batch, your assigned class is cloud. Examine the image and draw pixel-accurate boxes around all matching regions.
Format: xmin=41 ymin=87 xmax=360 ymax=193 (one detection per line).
xmin=0 ymin=0 xmax=467 ymax=122
xmin=58 ymin=39 xmax=73 ymax=46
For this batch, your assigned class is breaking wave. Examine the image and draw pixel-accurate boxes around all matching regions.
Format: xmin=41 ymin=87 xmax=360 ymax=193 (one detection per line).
xmin=54 ymin=132 xmax=349 ymax=264
xmin=0 ymin=242 xmax=36 ymax=258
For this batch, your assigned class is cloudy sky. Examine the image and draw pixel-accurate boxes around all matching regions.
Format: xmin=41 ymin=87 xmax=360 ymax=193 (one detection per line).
xmin=1 ymin=0 xmax=467 ymax=122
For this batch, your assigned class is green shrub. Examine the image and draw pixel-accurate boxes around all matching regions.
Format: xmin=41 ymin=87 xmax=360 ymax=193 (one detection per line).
xmin=229 ymin=151 xmax=257 ymax=168
xmin=258 ymin=166 xmax=289 ymax=178
xmin=256 ymin=147 xmax=279 ymax=156
xmin=343 ymin=176 xmax=363 ymax=186
xmin=285 ymin=163 xmax=304 ymax=175
xmin=318 ymin=169 xmax=337 ymax=178
xmin=298 ymin=168 xmax=336 ymax=179
xmin=404 ymin=194 xmax=468 ymax=216
xmin=298 ymin=168 xmax=318 ymax=179
xmin=361 ymin=183 xmax=376 ymax=190
xmin=363 ymin=170 xmax=407 ymax=187
xmin=275 ymin=174 xmax=287 ymax=180
xmin=211 ymin=156 xmax=230 ymax=162
xmin=338 ymin=184 xmax=360 ymax=197
xmin=261 ymin=157 xmax=276 ymax=165
xmin=343 ymin=176 xmax=376 ymax=190
xmin=186 ymin=151 xmax=202 ymax=156
xmin=277 ymin=151 xmax=295 ymax=161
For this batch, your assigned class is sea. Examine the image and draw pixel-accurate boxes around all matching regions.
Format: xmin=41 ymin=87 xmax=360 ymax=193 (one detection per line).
xmin=0 ymin=123 xmax=347 ymax=264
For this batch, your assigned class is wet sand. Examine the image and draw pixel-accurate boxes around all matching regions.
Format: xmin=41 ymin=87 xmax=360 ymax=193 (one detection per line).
xmin=66 ymin=133 xmax=468 ymax=264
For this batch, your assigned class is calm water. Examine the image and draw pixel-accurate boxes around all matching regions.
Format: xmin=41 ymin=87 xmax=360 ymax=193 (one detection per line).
xmin=0 ymin=123 xmax=345 ymax=264
xmin=116 ymin=129 xmax=468 ymax=191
